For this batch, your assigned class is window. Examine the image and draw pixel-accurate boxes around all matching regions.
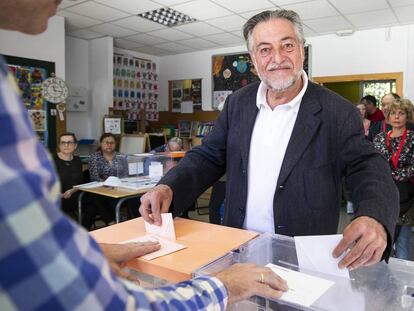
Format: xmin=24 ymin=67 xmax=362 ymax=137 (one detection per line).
xmin=362 ymin=80 xmax=396 ymax=101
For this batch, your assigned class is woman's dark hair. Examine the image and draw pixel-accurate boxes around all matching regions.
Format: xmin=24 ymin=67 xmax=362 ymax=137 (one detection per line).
xmin=97 ymin=132 xmax=117 ymax=152
xmin=58 ymin=132 xmax=77 ymax=143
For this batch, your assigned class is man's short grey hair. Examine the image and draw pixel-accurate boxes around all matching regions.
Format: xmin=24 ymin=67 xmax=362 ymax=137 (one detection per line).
xmin=243 ymin=9 xmax=305 ymax=52
xmin=168 ymin=137 xmax=183 ymax=148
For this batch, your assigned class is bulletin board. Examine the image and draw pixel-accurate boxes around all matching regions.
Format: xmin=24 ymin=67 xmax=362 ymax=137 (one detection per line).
xmin=113 ymin=53 xmax=159 ymax=122
xmin=212 ymin=53 xmax=259 ymax=109
xmin=169 ymin=78 xmax=202 ymax=112
xmin=3 ymin=55 xmax=59 ymax=150
xmin=103 ymin=116 xmax=123 ymax=135
xmin=211 ymin=45 xmax=312 ymax=109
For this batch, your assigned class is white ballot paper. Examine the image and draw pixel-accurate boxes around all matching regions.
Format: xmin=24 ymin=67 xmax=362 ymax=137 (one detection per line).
xmin=122 ymin=213 xmax=186 ymax=260
xmin=73 ymin=181 xmax=103 ymax=189
xmin=144 ymin=213 xmax=176 ymax=240
xmin=266 ymin=263 xmax=334 ymax=308
xmin=294 ymin=234 xmax=350 ymax=279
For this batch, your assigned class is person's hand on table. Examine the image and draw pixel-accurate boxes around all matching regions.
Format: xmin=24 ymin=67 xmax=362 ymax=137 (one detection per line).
xmin=139 ymin=184 xmax=172 ymax=226
xmin=100 ymin=241 xmax=161 ymax=284
xmin=333 ymin=216 xmax=387 ymax=271
xmin=215 ymin=263 xmax=288 ymax=305
xmin=62 ymin=188 xmax=77 ymax=199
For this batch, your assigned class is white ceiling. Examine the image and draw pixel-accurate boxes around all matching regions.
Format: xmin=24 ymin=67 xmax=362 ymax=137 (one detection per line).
xmin=58 ymin=0 xmax=414 ymax=56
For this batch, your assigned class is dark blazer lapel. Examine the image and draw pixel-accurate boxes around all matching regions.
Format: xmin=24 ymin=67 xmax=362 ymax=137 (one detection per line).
xmin=240 ymin=83 xmax=260 ymax=169
xmin=277 ymin=84 xmax=322 ymax=187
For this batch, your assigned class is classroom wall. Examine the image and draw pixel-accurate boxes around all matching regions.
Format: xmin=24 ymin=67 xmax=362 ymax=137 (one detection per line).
xmin=65 ymin=36 xmax=90 ymax=138
xmin=0 ymin=16 xmax=65 ymax=80
xmin=159 ymin=24 xmax=414 ymax=111
xmin=159 ymin=45 xmax=248 ymax=111
xmin=64 ymin=36 xmax=114 ymax=140
xmin=3 ymin=16 xmax=414 ymax=135
xmin=64 ymin=40 xmax=160 ymax=140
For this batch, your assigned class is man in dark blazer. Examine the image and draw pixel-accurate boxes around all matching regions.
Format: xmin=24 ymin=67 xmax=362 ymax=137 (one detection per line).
xmin=140 ymin=10 xmax=399 ymax=271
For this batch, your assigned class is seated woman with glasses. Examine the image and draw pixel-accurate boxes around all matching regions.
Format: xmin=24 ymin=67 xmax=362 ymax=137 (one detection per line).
xmin=88 ymin=133 xmax=131 ymax=225
xmin=53 ymin=132 xmax=97 ymax=229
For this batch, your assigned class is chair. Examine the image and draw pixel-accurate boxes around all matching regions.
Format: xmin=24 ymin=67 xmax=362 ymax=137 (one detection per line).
xmin=147 ymin=133 xmax=167 ymax=151
xmin=119 ymin=134 xmax=147 ymax=154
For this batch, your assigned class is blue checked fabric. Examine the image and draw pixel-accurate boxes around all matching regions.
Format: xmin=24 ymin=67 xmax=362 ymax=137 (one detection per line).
xmin=0 ymin=57 xmax=228 ymax=311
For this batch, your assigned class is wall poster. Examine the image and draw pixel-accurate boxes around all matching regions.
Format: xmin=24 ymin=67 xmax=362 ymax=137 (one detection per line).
xmin=169 ymin=78 xmax=202 ymax=112
xmin=104 ymin=116 xmax=122 ymax=135
xmin=211 ymin=45 xmax=312 ymax=109
xmin=212 ymin=53 xmax=259 ymax=109
xmin=4 ymin=55 xmax=56 ymax=150
xmin=113 ymin=53 xmax=159 ymax=122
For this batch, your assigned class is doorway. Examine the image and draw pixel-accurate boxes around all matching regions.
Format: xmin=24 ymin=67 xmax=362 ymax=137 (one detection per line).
xmin=313 ymin=72 xmax=403 ymax=104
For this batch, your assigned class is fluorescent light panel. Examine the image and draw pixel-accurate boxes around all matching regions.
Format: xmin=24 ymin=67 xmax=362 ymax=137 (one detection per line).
xmin=138 ymin=7 xmax=196 ymax=27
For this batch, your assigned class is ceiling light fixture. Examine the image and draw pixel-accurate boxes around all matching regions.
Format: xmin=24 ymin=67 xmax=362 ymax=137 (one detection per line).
xmin=335 ymin=29 xmax=354 ymax=37
xmin=138 ymin=8 xmax=196 ymax=27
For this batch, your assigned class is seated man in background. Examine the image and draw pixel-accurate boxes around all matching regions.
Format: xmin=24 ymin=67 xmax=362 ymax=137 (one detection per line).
xmin=151 ymin=136 xmax=183 ymax=153
xmin=0 ymin=1 xmax=288 ymax=310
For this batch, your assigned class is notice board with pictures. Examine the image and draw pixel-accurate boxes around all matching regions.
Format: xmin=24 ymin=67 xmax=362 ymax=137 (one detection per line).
xmin=113 ymin=54 xmax=159 ymax=122
xmin=4 ymin=55 xmax=59 ymax=151
xmin=169 ymin=78 xmax=202 ymax=112
xmin=211 ymin=45 xmax=311 ymax=109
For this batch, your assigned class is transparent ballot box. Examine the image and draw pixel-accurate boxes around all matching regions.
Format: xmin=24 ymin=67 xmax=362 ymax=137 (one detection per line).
xmin=194 ymin=233 xmax=414 ymax=311
xmin=109 ymin=153 xmax=175 ymax=190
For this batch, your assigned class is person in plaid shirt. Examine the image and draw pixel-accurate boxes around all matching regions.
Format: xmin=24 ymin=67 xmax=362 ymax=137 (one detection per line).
xmin=0 ymin=1 xmax=288 ymax=310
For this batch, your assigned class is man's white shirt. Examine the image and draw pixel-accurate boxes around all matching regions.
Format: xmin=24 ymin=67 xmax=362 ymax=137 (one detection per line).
xmin=243 ymin=71 xmax=309 ymax=233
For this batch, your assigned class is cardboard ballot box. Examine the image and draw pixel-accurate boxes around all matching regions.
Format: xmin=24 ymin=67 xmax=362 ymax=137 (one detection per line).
xmin=91 ymin=217 xmax=258 ymax=283
xmin=194 ymin=233 xmax=414 ymax=311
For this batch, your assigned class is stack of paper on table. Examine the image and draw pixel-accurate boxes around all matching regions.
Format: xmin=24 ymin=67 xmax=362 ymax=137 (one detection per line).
xmin=74 ymin=177 xmax=159 ymax=192
xmin=91 ymin=216 xmax=258 ymax=282
xmin=73 ymin=181 xmax=103 ymax=189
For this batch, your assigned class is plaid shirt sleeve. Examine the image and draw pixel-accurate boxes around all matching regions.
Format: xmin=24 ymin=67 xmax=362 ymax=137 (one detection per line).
xmin=0 ymin=57 xmax=228 ymax=311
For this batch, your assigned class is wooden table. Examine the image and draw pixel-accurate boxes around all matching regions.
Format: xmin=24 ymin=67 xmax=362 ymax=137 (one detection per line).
xmin=91 ymin=217 xmax=258 ymax=282
xmin=157 ymin=151 xmax=186 ymax=159
xmin=77 ymin=185 xmax=153 ymax=224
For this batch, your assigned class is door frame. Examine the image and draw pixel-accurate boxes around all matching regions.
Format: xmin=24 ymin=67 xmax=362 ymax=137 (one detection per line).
xmin=312 ymin=72 xmax=403 ymax=97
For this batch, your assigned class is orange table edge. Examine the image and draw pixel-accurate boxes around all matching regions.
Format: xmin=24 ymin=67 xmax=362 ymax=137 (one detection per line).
xmin=91 ymin=217 xmax=258 ymax=282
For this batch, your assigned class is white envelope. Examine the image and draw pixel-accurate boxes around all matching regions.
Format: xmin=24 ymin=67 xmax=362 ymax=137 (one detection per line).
xmin=122 ymin=234 xmax=186 ymax=260
xmin=294 ymin=234 xmax=350 ymax=279
xmin=144 ymin=213 xmax=176 ymax=240
xmin=266 ymin=263 xmax=335 ymax=308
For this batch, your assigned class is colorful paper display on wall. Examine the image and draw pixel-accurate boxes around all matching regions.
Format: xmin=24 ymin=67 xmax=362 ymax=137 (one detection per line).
xmin=113 ymin=54 xmax=159 ymax=122
xmin=7 ymin=64 xmax=49 ymax=145
xmin=212 ymin=53 xmax=259 ymax=109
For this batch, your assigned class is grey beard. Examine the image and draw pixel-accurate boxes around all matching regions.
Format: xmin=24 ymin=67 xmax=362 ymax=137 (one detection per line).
xmin=259 ymin=70 xmax=302 ymax=92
